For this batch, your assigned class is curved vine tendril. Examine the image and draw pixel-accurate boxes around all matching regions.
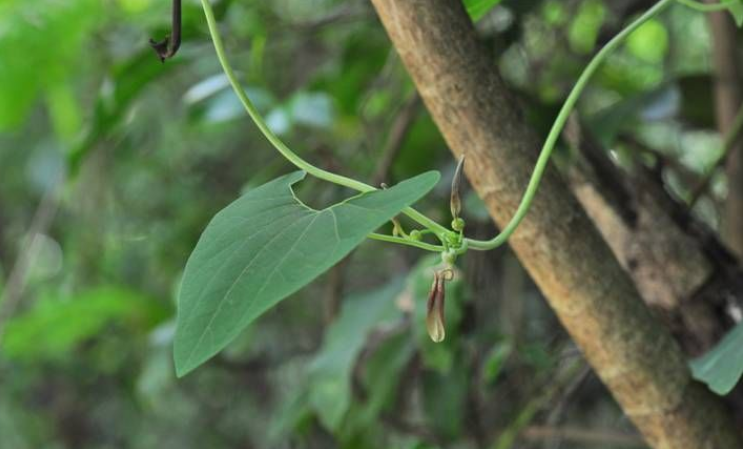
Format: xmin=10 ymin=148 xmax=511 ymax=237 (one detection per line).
xmin=195 ymin=0 xmax=724 ymax=255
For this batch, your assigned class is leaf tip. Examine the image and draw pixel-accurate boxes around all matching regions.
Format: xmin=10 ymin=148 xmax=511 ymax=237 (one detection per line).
xmin=173 ymin=348 xmax=192 ymax=378
xmin=172 ymin=335 xmax=204 ymax=378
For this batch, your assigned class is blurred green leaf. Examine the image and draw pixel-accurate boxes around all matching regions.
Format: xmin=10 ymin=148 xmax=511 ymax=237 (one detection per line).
xmin=308 ymin=278 xmax=405 ymax=431
xmin=136 ymin=322 xmax=177 ymax=410
xmin=0 ymin=0 xmax=99 ymax=131
xmin=421 ymin=356 xmax=469 ymax=440
xmin=46 ymin=84 xmax=82 ymax=143
xmin=463 ymin=0 xmax=505 ymax=21
xmin=568 ymin=0 xmax=606 ymax=54
xmin=350 ymin=331 xmax=415 ymax=432
xmin=482 ymin=340 xmax=513 ymax=384
xmin=118 ymin=0 xmax=152 ymax=14
xmin=174 ymin=171 xmax=440 ymax=376
xmin=690 ymin=322 xmax=743 ymax=395
xmin=0 ymin=399 xmax=35 ymax=449
xmin=626 ymin=19 xmax=668 ymax=63
xmin=521 ymin=342 xmax=556 ymax=370
xmin=268 ymin=387 xmax=313 ymax=443
xmin=288 ymin=92 xmax=336 ymax=129
xmin=186 ymin=75 xmax=277 ymax=125
xmin=2 ymin=286 xmax=167 ymax=361
xmin=542 ymin=1 xmax=567 ymax=26
xmin=68 ymin=48 xmax=183 ymax=171
xmin=587 ymin=84 xmax=679 ymax=146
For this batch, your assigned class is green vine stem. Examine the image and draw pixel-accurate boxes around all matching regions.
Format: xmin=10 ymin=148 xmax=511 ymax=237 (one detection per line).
xmin=368 ymin=233 xmax=445 ymax=252
xmin=201 ymin=0 xmax=710 ymax=255
xmin=464 ymin=0 xmax=676 ymax=251
xmin=199 ymin=0 xmax=450 ymax=247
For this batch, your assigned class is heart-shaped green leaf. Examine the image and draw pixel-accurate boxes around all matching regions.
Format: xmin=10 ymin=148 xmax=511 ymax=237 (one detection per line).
xmin=690 ymin=322 xmax=743 ymax=395
xmin=174 ymin=170 xmax=439 ymax=376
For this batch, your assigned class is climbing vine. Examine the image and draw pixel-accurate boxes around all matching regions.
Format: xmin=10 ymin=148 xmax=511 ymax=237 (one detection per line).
xmin=164 ymin=0 xmax=743 ymax=376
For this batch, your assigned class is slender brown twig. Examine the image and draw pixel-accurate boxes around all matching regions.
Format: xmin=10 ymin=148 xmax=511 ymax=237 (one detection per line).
xmin=150 ymin=0 xmax=182 ymax=61
xmin=0 ymin=180 xmax=63 ymax=344
xmin=523 ymin=426 xmax=646 ymax=448
xmin=689 ymin=104 xmax=743 ymax=206
xmin=373 ymin=94 xmax=421 ymax=185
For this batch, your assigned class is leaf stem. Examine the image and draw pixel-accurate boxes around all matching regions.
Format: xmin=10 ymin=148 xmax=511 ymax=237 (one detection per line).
xmin=199 ymin=0 xmax=450 ymax=239
xmin=367 ymin=233 xmax=445 ymax=252
xmin=465 ymin=0 xmax=676 ymax=251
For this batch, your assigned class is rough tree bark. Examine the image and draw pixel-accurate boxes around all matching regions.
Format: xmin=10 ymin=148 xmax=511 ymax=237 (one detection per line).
xmin=369 ymin=1 xmax=743 ymax=448
xmin=708 ymin=9 xmax=743 ymax=257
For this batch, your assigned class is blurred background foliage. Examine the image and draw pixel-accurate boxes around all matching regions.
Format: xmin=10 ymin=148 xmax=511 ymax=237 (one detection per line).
xmin=0 ymin=0 xmax=736 ymax=448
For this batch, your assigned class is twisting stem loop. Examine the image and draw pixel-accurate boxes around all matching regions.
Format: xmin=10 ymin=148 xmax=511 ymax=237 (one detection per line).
xmin=464 ymin=0 xmax=676 ymax=251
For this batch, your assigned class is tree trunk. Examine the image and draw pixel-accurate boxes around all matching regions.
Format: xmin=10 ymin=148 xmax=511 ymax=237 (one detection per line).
xmin=708 ymin=10 xmax=743 ymax=258
xmin=369 ymin=1 xmax=743 ymax=448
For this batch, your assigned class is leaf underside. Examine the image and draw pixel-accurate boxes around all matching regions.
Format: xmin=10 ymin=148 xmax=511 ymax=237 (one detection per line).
xmin=174 ymin=170 xmax=439 ymax=376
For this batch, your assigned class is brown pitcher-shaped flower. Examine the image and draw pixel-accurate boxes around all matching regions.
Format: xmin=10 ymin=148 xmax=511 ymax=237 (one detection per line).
xmin=426 ymin=269 xmax=453 ymax=342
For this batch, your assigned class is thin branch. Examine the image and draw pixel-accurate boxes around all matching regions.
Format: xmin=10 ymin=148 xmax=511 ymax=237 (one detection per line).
xmin=523 ymin=426 xmax=646 ymax=448
xmin=542 ymin=365 xmax=592 ymax=449
xmin=688 ymin=104 xmax=743 ymax=206
xmin=373 ymin=94 xmax=422 ymax=185
xmin=0 ymin=180 xmax=63 ymax=344
xmin=490 ymin=359 xmax=587 ymax=449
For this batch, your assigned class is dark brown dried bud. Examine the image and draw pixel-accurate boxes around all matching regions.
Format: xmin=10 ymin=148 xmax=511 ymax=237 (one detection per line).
xmin=450 ymin=156 xmax=465 ymax=221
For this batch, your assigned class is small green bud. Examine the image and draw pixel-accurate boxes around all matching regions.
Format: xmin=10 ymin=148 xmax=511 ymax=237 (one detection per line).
xmin=410 ymin=230 xmax=422 ymax=241
xmin=450 ymin=156 xmax=465 ymax=220
xmin=451 ymin=217 xmax=465 ymax=232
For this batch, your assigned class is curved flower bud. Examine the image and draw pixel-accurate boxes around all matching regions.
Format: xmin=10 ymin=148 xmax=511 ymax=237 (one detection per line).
xmin=426 ymin=269 xmax=453 ymax=343
xmin=450 ymin=156 xmax=465 ymax=222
